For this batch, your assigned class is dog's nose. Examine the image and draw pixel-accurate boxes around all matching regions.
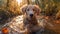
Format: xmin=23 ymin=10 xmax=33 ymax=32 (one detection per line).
xmin=30 ymin=14 xmax=33 ymax=17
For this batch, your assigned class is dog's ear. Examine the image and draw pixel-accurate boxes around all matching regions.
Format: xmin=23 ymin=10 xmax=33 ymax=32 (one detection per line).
xmin=33 ymin=5 xmax=41 ymax=15
xmin=21 ymin=6 xmax=27 ymax=14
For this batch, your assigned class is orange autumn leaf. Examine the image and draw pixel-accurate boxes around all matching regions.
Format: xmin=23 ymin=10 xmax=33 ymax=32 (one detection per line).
xmin=2 ymin=28 xmax=9 ymax=34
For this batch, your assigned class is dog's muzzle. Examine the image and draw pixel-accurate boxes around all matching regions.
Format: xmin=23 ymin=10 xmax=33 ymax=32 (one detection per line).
xmin=30 ymin=14 xmax=33 ymax=17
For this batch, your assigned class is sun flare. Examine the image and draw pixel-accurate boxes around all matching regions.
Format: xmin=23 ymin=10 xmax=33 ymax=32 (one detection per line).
xmin=16 ymin=0 xmax=22 ymax=4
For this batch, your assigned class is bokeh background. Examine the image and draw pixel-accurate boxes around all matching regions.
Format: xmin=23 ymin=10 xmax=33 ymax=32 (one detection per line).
xmin=0 ymin=0 xmax=60 ymax=34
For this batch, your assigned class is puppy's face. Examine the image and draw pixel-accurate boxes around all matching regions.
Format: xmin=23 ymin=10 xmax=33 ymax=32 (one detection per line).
xmin=22 ymin=5 xmax=41 ymax=18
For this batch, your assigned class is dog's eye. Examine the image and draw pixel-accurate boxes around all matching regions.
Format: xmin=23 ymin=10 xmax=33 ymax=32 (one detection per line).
xmin=33 ymin=9 xmax=35 ymax=11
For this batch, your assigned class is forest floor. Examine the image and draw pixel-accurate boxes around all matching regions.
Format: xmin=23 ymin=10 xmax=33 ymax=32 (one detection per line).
xmin=0 ymin=15 xmax=60 ymax=34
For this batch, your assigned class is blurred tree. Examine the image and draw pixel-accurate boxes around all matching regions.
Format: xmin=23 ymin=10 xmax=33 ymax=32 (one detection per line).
xmin=27 ymin=0 xmax=30 ymax=4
